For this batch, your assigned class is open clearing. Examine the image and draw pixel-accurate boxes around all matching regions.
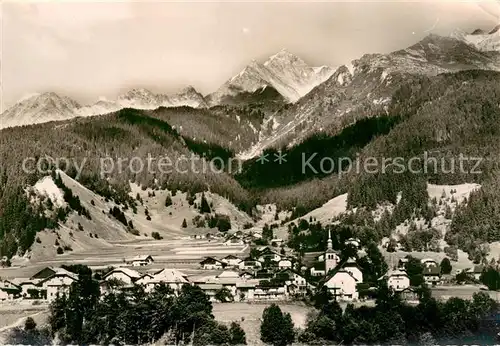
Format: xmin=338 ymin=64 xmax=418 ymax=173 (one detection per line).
xmin=213 ymin=302 xmax=312 ymax=346
xmin=0 ymin=301 xmax=49 ymax=330
xmin=0 ymin=237 xmax=247 ymax=279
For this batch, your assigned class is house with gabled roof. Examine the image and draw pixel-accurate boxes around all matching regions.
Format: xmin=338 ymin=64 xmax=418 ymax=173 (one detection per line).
xmin=0 ymin=280 xmax=21 ymax=301
xmin=200 ymin=257 xmax=227 ymax=270
xmin=30 ymin=266 xmax=75 ymax=280
xmin=257 ymin=247 xmax=282 ymax=264
xmin=319 ymin=258 xmax=364 ymax=301
xmin=221 ymin=254 xmax=242 ymax=267
xmin=12 ymin=267 xmax=79 ymax=300
xmin=136 ymin=268 xmax=189 ymax=293
xmin=126 ymin=255 xmax=154 ymax=267
xmin=103 ymin=268 xmax=142 ymax=286
xmin=39 ymin=271 xmax=78 ymax=302
xmin=380 ymin=269 xmax=410 ymax=292
xmin=323 ymin=269 xmax=359 ymax=301
xmin=466 ymin=264 xmax=485 ymax=281
xmin=224 ymin=234 xmax=244 ymax=246
xmin=310 ymin=261 xmax=327 ymax=277
xmin=423 ymin=265 xmax=441 ymax=285
xmin=275 ymin=269 xmax=311 ymax=295
xmin=238 ymin=257 xmax=262 ymax=271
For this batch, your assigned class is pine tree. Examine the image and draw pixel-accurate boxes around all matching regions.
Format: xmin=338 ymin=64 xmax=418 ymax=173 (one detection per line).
xmin=229 ymin=322 xmax=246 ymax=345
xmin=260 ymin=304 xmax=295 ymax=346
xmin=200 ymin=193 xmax=211 ymax=214
xmin=165 ymin=194 xmax=172 ymax=207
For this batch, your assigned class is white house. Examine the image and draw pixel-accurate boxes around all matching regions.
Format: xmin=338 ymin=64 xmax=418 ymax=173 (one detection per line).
xmin=15 ymin=267 xmax=78 ymax=300
xmin=0 ymin=280 xmax=20 ymax=301
xmin=127 ymin=255 xmax=154 ymax=267
xmin=134 ymin=274 xmax=154 ymax=290
xmin=103 ymin=268 xmax=142 ymax=286
xmin=224 ymin=235 xmax=244 ymax=246
xmin=343 ymin=262 xmax=364 ymax=283
xmin=205 ymin=270 xmax=242 ymax=298
xmin=277 ymin=269 xmax=310 ymax=295
xmin=384 ymin=269 xmax=410 ymax=292
xmin=239 ymin=259 xmax=262 ymax=271
xmin=421 ymin=258 xmax=439 ymax=268
xmin=17 ymin=280 xmax=42 ymax=299
xmin=423 ymin=266 xmax=441 ymax=286
xmin=278 ymin=259 xmax=293 ymax=270
xmin=39 ymin=272 xmax=78 ymax=302
xmin=200 ymin=257 xmax=226 ymax=270
xmin=253 ymin=286 xmax=287 ymax=301
xmin=257 ymin=247 xmax=282 ymax=263
xmin=236 ymin=282 xmax=257 ymax=301
xmin=221 ymin=255 xmax=242 ymax=267
xmin=310 ymin=262 xmax=326 ymax=277
xmin=198 ymin=283 xmax=223 ymax=302
xmin=324 ymin=270 xmax=359 ymax=301
xmin=136 ymin=268 xmax=189 ymax=293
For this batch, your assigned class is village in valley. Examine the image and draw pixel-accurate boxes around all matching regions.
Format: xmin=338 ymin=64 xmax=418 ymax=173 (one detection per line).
xmin=0 ymin=177 xmax=498 ymax=344
xmin=0 ymin=223 xmax=489 ymax=305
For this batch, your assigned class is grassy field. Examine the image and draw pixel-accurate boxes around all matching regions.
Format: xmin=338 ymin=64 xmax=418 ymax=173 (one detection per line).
xmin=431 ymin=285 xmax=500 ymax=301
xmin=213 ymin=302 xmax=312 ymax=346
xmin=0 ymin=237 xmax=248 ymax=279
xmin=0 ymin=301 xmax=49 ymax=330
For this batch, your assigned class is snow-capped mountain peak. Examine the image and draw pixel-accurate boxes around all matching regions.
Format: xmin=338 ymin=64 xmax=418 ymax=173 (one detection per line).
xmin=117 ymin=88 xmax=159 ymax=109
xmin=1 ymin=92 xmax=81 ymax=129
xmin=168 ymin=86 xmax=208 ymax=108
xmin=208 ymin=49 xmax=334 ymax=105
xmin=264 ymin=49 xmax=301 ymax=65
xmin=452 ymin=25 xmax=500 ymax=52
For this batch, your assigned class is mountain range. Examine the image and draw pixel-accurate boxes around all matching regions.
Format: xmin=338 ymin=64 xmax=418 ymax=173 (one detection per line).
xmin=2 ymin=26 xmax=499 ymax=148
xmin=0 ymin=50 xmax=333 ymax=129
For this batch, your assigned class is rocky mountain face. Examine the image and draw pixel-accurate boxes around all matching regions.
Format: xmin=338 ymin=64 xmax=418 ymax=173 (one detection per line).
xmin=206 ymin=49 xmax=335 ymax=105
xmin=1 ymin=50 xmax=331 ymax=129
xmin=0 ymin=92 xmax=81 ymax=129
xmin=1 ymin=86 xmax=208 ymax=129
xmin=166 ymin=86 xmax=208 ymax=108
xmin=237 ymin=32 xmax=500 ymax=159
xmin=78 ymin=87 xmax=208 ymax=118
xmin=452 ymin=24 xmax=500 ymax=53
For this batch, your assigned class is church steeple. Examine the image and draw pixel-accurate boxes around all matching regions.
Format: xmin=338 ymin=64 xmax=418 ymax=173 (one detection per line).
xmin=325 ymin=229 xmax=337 ymax=273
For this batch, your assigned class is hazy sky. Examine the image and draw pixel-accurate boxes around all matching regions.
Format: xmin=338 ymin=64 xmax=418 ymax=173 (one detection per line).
xmin=2 ymin=0 xmax=500 ymax=110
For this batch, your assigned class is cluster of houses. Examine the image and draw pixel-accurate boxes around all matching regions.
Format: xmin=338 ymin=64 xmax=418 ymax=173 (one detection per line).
xmin=199 ymin=232 xmax=368 ymax=301
xmin=196 ymin=247 xmax=311 ymax=301
xmin=376 ymin=257 xmax=447 ymax=301
xmin=0 ymin=232 xmax=465 ymax=305
xmin=0 ymin=267 xmax=78 ymax=302
xmin=199 ymin=248 xmax=293 ymax=272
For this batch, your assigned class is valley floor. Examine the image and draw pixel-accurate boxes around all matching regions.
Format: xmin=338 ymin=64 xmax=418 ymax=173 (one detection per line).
xmin=0 ymin=237 xmax=248 ymax=279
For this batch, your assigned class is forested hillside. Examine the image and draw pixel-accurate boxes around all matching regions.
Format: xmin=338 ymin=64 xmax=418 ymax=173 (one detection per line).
xmin=2 ymin=70 xmax=500 ymax=259
xmin=0 ymin=108 xmax=254 ymax=257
